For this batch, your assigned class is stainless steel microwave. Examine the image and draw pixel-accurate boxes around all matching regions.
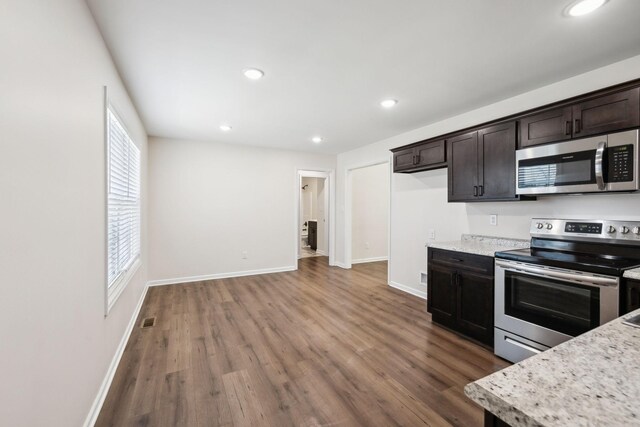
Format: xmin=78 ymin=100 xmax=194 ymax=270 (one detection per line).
xmin=516 ymin=129 xmax=639 ymax=195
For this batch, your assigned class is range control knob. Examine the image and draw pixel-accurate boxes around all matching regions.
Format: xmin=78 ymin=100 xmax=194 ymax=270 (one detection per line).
xmin=536 ymin=222 xmax=544 ymax=229
xmin=621 ymin=226 xmax=630 ymax=234
xmin=546 ymin=223 xmax=553 ymax=230
xmin=633 ymin=226 xmax=640 ymax=235
xmin=607 ymin=225 xmax=617 ymax=234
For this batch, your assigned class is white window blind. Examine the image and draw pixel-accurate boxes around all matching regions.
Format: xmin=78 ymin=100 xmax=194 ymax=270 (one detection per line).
xmin=107 ymin=107 xmax=141 ymax=289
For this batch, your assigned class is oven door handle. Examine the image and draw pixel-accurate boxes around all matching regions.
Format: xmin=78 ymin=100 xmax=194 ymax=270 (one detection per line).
xmin=496 ymin=260 xmax=619 ymax=287
xmin=505 ymin=336 xmax=543 ymax=355
xmin=595 ymin=140 xmax=607 ymax=190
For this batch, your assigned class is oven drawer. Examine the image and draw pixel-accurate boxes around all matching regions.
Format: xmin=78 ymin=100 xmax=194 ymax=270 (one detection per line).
xmin=428 ymin=248 xmax=494 ymax=275
xmin=495 ymin=328 xmax=550 ymax=363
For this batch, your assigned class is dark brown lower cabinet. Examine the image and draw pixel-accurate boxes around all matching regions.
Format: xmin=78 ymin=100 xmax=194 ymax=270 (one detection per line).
xmin=427 ymin=248 xmax=495 ymax=347
xmin=484 ymin=411 xmax=511 ymax=427
xmin=426 ymin=263 xmax=456 ymax=328
xmin=456 ymin=270 xmax=494 ymax=344
xmin=624 ymin=279 xmax=640 ymax=314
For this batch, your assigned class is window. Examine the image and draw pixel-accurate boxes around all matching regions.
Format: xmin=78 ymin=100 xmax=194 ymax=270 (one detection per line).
xmin=106 ymin=105 xmax=141 ymax=313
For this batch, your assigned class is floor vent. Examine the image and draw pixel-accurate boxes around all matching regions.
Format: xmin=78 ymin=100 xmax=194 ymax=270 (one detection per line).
xmin=141 ymin=317 xmax=156 ymax=328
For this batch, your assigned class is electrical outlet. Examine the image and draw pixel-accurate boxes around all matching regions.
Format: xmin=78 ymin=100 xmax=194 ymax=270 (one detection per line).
xmin=241 ymin=250 xmax=248 ymax=259
xmin=428 ymin=229 xmax=436 ymax=239
xmin=490 ymin=215 xmax=498 ymax=226
xmin=365 ymin=242 xmax=370 ymax=250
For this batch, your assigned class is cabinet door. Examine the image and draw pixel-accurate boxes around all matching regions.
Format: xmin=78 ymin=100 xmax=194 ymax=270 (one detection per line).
xmin=393 ymin=147 xmax=416 ymax=172
xmin=572 ymin=88 xmax=640 ymax=138
xmin=427 ymin=264 xmax=456 ymax=328
xmin=478 ymin=122 xmax=517 ymax=200
xmin=455 ymin=271 xmax=494 ymax=346
xmin=415 ymin=140 xmax=446 ymax=169
xmin=447 ymin=131 xmax=478 ymax=202
xmin=625 ymin=279 xmax=640 ymax=315
xmin=519 ymin=106 xmax=572 ymax=148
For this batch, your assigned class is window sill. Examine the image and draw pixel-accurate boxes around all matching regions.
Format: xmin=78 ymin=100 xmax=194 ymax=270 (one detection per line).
xmin=105 ymin=257 xmax=141 ymax=316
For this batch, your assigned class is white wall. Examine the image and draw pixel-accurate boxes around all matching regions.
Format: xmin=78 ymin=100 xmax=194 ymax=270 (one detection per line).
xmin=148 ymin=137 xmax=335 ymax=282
xmin=336 ymin=54 xmax=640 ymax=298
xmin=351 ymin=163 xmax=389 ymax=263
xmin=0 ymin=1 xmax=148 ymax=426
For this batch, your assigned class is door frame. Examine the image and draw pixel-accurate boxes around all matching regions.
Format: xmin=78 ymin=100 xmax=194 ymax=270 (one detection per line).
xmin=344 ymin=160 xmax=391 ymax=270
xmin=295 ymin=169 xmax=335 ymax=268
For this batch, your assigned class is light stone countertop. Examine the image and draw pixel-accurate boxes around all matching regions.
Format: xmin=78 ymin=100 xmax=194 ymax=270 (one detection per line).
xmin=624 ymin=267 xmax=640 ymax=281
xmin=427 ymin=234 xmax=530 ymax=257
xmin=465 ymin=309 xmax=640 ymax=427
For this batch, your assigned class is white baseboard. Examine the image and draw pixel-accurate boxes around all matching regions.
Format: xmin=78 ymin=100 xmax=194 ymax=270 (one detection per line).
xmin=388 ymin=281 xmax=427 ymax=300
xmin=351 ymin=256 xmax=388 ymax=264
xmin=316 ymin=249 xmax=327 ymax=256
xmin=147 ymin=265 xmax=297 ymax=287
xmin=83 ymin=283 xmax=149 ymax=427
xmin=333 ymin=261 xmax=350 ymax=269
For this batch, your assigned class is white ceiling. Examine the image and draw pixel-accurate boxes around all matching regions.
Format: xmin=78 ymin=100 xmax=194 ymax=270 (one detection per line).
xmin=87 ymin=0 xmax=640 ymax=154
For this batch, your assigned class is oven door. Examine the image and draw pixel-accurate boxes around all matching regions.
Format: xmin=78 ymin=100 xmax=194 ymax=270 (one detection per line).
xmin=495 ymin=260 xmax=619 ymax=348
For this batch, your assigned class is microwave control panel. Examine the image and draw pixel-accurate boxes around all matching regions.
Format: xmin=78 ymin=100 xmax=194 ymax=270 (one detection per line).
xmin=607 ymin=144 xmax=634 ymax=182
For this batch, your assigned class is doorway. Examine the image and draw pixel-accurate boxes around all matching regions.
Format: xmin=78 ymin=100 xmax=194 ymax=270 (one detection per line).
xmin=296 ymin=170 xmax=334 ymax=266
xmin=300 ymin=177 xmax=326 ymax=258
xmin=345 ymin=161 xmax=390 ymax=268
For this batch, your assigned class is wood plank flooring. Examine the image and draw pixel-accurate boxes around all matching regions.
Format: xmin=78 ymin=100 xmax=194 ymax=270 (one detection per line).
xmin=96 ymin=257 xmax=509 ymax=427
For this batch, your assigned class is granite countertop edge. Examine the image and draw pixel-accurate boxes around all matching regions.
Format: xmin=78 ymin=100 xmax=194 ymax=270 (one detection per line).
xmin=464 ymin=382 xmax=539 ymax=427
xmin=623 ymin=267 xmax=640 ymax=280
xmin=464 ymin=310 xmax=640 ymax=427
xmin=426 ymin=234 xmax=530 ymax=257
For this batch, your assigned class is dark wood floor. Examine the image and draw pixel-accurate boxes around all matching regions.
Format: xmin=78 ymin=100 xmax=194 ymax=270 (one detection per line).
xmin=96 ymin=257 xmax=509 ymax=427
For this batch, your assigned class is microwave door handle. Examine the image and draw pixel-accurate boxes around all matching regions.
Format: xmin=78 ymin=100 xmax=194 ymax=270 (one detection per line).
xmin=595 ymin=141 xmax=606 ymax=190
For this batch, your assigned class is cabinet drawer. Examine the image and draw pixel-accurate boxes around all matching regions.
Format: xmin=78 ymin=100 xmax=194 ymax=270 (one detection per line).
xmin=428 ymin=248 xmax=494 ymax=275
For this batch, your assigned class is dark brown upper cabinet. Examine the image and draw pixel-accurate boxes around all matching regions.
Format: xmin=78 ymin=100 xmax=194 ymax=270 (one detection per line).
xmin=519 ymin=106 xmax=572 ymax=148
xmin=448 ymin=131 xmax=478 ymax=201
xmin=392 ymin=139 xmax=446 ymax=173
xmin=448 ymin=122 xmax=518 ymax=202
xmin=573 ymin=88 xmax=640 ymax=138
xmin=519 ymin=88 xmax=640 ymax=148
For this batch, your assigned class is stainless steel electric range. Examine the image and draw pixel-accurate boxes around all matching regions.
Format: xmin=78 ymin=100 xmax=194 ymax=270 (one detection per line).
xmin=494 ymin=218 xmax=640 ymax=363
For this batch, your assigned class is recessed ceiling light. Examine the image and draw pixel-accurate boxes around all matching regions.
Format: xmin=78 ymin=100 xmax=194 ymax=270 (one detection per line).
xmin=312 ymin=136 xmax=323 ymax=143
xmin=566 ymin=0 xmax=607 ymax=17
xmin=220 ymin=124 xmax=232 ymax=132
xmin=380 ymin=99 xmax=398 ymax=108
xmin=243 ymin=68 xmax=264 ymax=80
